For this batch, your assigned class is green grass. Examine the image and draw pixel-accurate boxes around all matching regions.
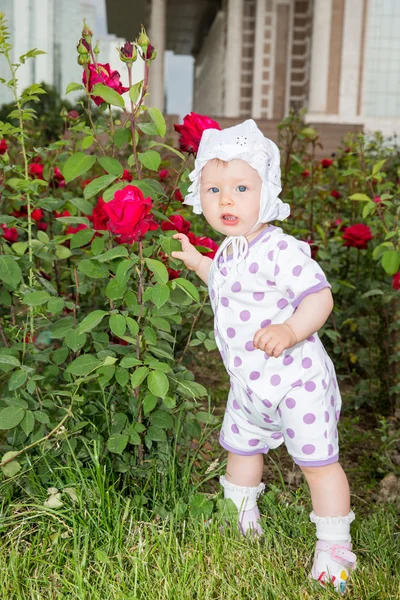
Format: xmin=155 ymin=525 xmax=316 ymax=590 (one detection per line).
xmin=0 ymin=452 xmax=398 ymax=600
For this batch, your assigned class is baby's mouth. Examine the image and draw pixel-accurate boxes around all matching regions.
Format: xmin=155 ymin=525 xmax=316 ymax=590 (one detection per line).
xmin=221 ymin=214 xmax=239 ymax=224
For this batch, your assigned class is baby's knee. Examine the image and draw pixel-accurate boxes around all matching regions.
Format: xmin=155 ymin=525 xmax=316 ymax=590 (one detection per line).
xmin=300 ymin=461 xmax=339 ymax=481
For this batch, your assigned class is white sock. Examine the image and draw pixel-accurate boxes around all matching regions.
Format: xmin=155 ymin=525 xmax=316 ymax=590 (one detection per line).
xmin=310 ymin=511 xmax=355 ymax=543
xmin=219 ymin=475 xmax=265 ymax=512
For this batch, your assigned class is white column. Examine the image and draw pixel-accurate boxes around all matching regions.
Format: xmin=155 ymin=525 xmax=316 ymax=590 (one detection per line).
xmin=148 ymin=0 xmax=166 ymax=111
xmin=338 ymin=0 xmax=363 ymax=119
xmin=224 ymin=0 xmax=243 ymax=117
xmin=13 ymin=0 xmax=31 ymax=93
xmin=308 ymin=0 xmax=332 ymax=115
xmin=251 ymin=0 xmax=265 ymax=118
xmin=33 ymin=0 xmax=54 ymax=86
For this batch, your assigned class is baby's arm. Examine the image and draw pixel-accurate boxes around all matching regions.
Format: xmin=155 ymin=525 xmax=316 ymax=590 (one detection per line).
xmin=170 ymin=233 xmax=213 ymax=284
xmin=253 ymin=288 xmax=333 ymax=357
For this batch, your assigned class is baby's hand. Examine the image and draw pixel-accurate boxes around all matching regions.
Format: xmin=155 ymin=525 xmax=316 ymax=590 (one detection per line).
xmin=170 ymin=233 xmax=204 ymax=271
xmin=253 ymin=323 xmax=297 ymax=357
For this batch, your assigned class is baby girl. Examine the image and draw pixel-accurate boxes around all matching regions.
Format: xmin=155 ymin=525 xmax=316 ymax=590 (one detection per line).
xmin=171 ymin=120 xmax=357 ymax=594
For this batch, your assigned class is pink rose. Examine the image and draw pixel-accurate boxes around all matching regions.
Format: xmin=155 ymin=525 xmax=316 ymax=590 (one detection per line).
xmin=174 ymin=112 xmax=221 ymax=153
xmin=103 ymin=185 xmax=158 ymax=243
xmin=82 ymin=63 xmax=129 ymax=106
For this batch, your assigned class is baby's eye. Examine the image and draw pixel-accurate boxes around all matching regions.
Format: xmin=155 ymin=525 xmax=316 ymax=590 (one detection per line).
xmin=209 ymin=187 xmax=219 ymax=194
xmin=236 ymin=185 xmax=247 ymax=192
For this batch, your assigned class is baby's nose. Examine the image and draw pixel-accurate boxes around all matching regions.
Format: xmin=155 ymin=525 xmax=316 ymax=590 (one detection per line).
xmin=220 ymin=193 xmax=233 ymax=205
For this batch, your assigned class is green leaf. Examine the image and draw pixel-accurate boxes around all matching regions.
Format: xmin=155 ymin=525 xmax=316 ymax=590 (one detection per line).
xmin=91 ymin=237 xmax=105 ymax=255
xmin=188 ymin=494 xmax=213 ymax=519
xmin=143 ymin=326 xmax=157 ymax=345
xmin=148 ymin=141 xmax=185 ymax=161
xmin=147 ymin=371 xmax=169 ymax=399
xmin=56 ymin=216 xmax=91 ymax=226
xmin=381 ymin=250 xmax=400 ymax=275
xmin=145 ymin=426 xmax=166 ymax=442
xmin=176 ymin=380 xmax=207 ymax=398
xmin=103 ymin=181 xmax=126 ymax=202
xmin=81 ymin=135 xmax=94 ymax=150
xmin=0 ymin=452 xmax=22 ymax=477
xmin=138 ymin=122 xmax=159 ymax=136
xmin=96 ymin=246 xmax=129 ymax=262
xmin=107 ymin=433 xmax=129 ymax=454
xmin=151 ymin=283 xmax=170 ymax=309
xmin=8 ymin=369 xmax=27 ymax=391
xmin=0 ymin=256 xmax=22 ymax=288
xmin=106 ymin=279 xmax=127 ymax=300
xmin=145 ymin=258 xmax=169 ymax=284
xmin=171 ymin=278 xmax=200 ymax=303
xmin=12 ymin=242 xmax=28 ymax=256
xmin=77 ymin=310 xmax=108 ymax=334
xmin=119 ymin=355 xmax=142 ymax=368
xmin=147 ymin=107 xmax=166 ymax=137
xmin=66 ymin=355 xmax=102 ymax=376
xmin=66 ymin=82 xmax=83 ymax=94
xmin=52 ymin=347 xmax=69 ymax=365
xmin=78 ymin=259 xmax=109 ymax=279
xmin=130 ymin=366 xmax=149 ymax=389
xmin=55 ymin=245 xmax=72 ymax=260
xmin=97 ymin=157 xmax=124 ymax=177
xmin=138 ymin=150 xmax=161 ymax=172
xmin=69 ymin=196 xmax=94 ymax=215
xmin=65 ymin=329 xmax=87 ymax=352
xmin=129 ymin=81 xmax=143 ymax=103
xmin=114 ymin=127 xmax=131 ymax=149
xmin=109 ymin=314 xmax=126 ymax=338
xmin=150 ymin=410 xmax=173 ymax=429
xmin=372 ymin=159 xmax=386 ymax=175
xmin=115 ymin=367 xmax=130 ymax=387
xmin=20 ymin=410 xmax=35 ymax=436
xmin=0 ymin=406 xmax=25 ymax=430
xmin=348 ymin=193 xmax=371 ymax=202
xmin=62 ymin=152 xmax=96 ymax=184
xmin=22 ymin=291 xmax=51 ymax=306
xmin=0 ymin=355 xmax=20 ymax=368
xmin=143 ymin=393 xmax=158 ymax=415
xmin=84 ymin=174 xmax=117 ymax=199
xmin=92 ymin=84 xmax=126 ymax=108
xmin=70 ymin=228 xmax=94 ymax=249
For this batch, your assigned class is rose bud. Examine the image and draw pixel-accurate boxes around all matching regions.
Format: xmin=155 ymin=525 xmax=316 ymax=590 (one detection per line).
xmin=119 ymin=41 xmax=137 ymax=64
xmin=94 ymin=41 xmax=100 ymax=55
xmin=78 ymin=54 xmax=90 ymax=66
xmin=82 ymin=20 xmax=93 ymax=44
xmin=137 ymin=27 xmax=150 ymax=54
xmin=77 ymin=38 xmax=90 ymax=56
xmin=145 ymin=43 xmax=156 ymax=61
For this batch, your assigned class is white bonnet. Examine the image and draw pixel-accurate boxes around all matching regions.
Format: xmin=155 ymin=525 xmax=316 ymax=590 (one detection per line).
xmin=183 ymin=119 xmax=290 ymax=224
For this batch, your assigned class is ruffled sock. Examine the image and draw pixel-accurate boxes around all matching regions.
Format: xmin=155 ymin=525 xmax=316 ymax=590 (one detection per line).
xmin=220 ymin=475 xmax=265 ymax=537
xmin=309 ymin=511 xmax=357 ymax=595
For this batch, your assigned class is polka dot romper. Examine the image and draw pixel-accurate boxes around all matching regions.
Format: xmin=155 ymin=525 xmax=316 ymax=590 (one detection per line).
xmin=209 ymin=225 xmax=342 ymax=467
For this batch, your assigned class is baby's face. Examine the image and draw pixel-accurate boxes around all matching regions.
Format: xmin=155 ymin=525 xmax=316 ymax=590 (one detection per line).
xmin=200 ymin=159 xmax=262 ymax=237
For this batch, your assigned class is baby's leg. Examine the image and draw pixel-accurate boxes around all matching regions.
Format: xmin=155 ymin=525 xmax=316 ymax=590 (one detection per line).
xmin=220 ymin=452 xmax=265 ymax=536
xmin=301 ymin=463 xmax=356 ymax=594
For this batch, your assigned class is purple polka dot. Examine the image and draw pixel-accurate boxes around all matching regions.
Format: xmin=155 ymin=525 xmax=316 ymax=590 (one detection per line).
xmin=272 ymin=432 xmax=283 ymax=439
xmin=291 ymin=379 xmax=302 ymax=388
xmin=307 ymin=335 xmax=315 ymax=342
xmin=322 ymin=379 xmax=327 ymax=390
xmin=248 ymin=438 xmax=260 ymax=446
xmin=287 ymin=288 xmax=295 ymax=299
xmin=283 ymin=355 xmax=294 ymax=366
xmin=220 ymin=267 xmax=227 ymax=276
xmin=333 ymin=377 xmax=337 ymax=389
xmin=234 ymin=356 xmax=242 ymax=367
xmin=244 ymin=406 xmax=252 ymax=414
xmin=221 ymin=297 xmax=229 ymax=307
xmin=240 ymin=310 xmax=251 ymax=322
xmin=263 ymin=415 xmax=273 ymax=423
xmin=324 ymin=411 xmax=330 ymax=423
xmin=245 ymin=341 xmax=255 ymax=351
xmin=253 ymin=292 xmax=265 ymax=301
xmin=305 ymin=381 xmax=316 ymax=392
xmin=227 ymin=327 xmax=236 ymax=338
xmin=271 ymin=374 xmax=281 ymax=386
xmin=328 ymin=444 xmax=334 ymax=456
xmin=261 ymin=319 xmax=271 ymax=328
xmin=267 ymin=251 xmax=274 ymax=261
xmin=302 ymin=357 xmax=312 ymax=369
xmin=292 ymin=265 xmax=302 ymax=277
xmin=274 ymin=265 xmax=280 ymax=276
xmin=315 ymin=273 xmax=324 ymax=281
xmin=262 ymin=399 xmax=272 ymax=408
xmin=278 ymin=240 xmax=288 ymax=250
xmin=233 ymin=400 xmax=240 ymax=410
xmin=231 ymin=282 xmax=241 ymax=293
xmin=266 ymin=280 xmax=276 ymax=287
xmin=330 ymin=395 xmax=335 ymax=407
xmin=335 ymin=410 xmax=340 ymax=421
xmin=249 ymin=262 xmax=259 ymax=274
xmin=262 ymin=235 xmax=271 ymax=243
xmin=285 ymin=397 xmax=296 ymax=409
xmin=302 ymin=444 xmax=315 ymax=455
xmin=231 ymin=424 xmax=239 ymax=434
xmin=264 ymin=353 xmax=270 ymax=360
xmin=286 ymin=428 xmax=295 ymax=439
xmin=250 ymin=371 xmax=260 ymax=381
xmin=277 ymin=298 xmax=288 ymax=309
xmin=211 ymin=289 xmax=215 ymax=300
xmin=303 ymin=413 xmax=316 ymax=424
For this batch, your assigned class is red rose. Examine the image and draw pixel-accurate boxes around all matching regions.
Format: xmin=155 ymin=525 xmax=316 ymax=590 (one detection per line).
xmin=120 ymin=169 xmax=133 ymax=182
xmin=174 ymin=112 xmax=221 ymax=153
xmin=188 ymin=233 xmax=218 ymax=259
xmin=37 ymin=221 xmax=48 ymax=231
xmin=24 ymin=333 xmax=36 ymax=344
xmin=66 ymin=224 xmax=88 ymax=235
xmin=92 ymin=197 xmax=109 ymax=231
xmin=67 ymin=110 xmax=79 ymax=120
xmin=82 ymin=63 xmax=129 ymax=106
xmin=159 ymin=169 xmax=169 ymax=181
xmin=330 ymin=190 xmax=340 ymax=199
xmin=320 ymin=158 xmax=333 ymax=168
xmin=1 ymin=224 xmax=18 ymax=243
xmin=54 ymin=210 xmax=71 ymax=218
xmin=301 ymin=169 xmax=310 ymax=178
xmin=342 ymin=223 xmax=373 ymax=249
xmin=12 ymin=206 xmax=28 ymax=218
xmin=168 ymin=268 xmax=181 ymax=280
xmin=174 ymin=189 xmax=184 ymax=202
xmin=373 ymin=196 xmax=381 ymax=204
xmin=0 ymin=139 xmax=8 ymax=155
xmin=32 ymin=208 xmax=43 ymax=221
xmin=103 ymin=185 xmax=158 ymax=243
xmin=54 ymin=166 xmax=66 ymax=187
xmin=161 ymin=215 xmax=191 ymax=235
xmin=81 ymin=178 xmax=93 ymax=189
xmin=29 ymin=162 xmax=45 ymax=180
xmin=393 ymin=272 xmax=400 ymax=291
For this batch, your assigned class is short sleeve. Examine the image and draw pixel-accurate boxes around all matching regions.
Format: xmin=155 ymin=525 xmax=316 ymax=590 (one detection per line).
xmin=272 ymin=234 xmax=331 ymax=309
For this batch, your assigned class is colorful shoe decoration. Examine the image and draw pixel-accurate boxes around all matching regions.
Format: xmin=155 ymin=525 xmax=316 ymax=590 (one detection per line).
xmin=310 ymin=540 xmax=357 ymax=595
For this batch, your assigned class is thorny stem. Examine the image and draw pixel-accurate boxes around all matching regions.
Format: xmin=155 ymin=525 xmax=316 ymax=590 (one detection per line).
xmin=178 ymin=295 xmax=208 ymax=364
xmin=163 ymin=156 xmax=190 ymax=214
xmin=136 ymin=240 xmax=145 ymax=464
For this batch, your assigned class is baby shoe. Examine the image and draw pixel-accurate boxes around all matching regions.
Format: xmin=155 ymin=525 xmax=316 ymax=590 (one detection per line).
xmin=309 ymin=540 xmax=357 ymax=594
